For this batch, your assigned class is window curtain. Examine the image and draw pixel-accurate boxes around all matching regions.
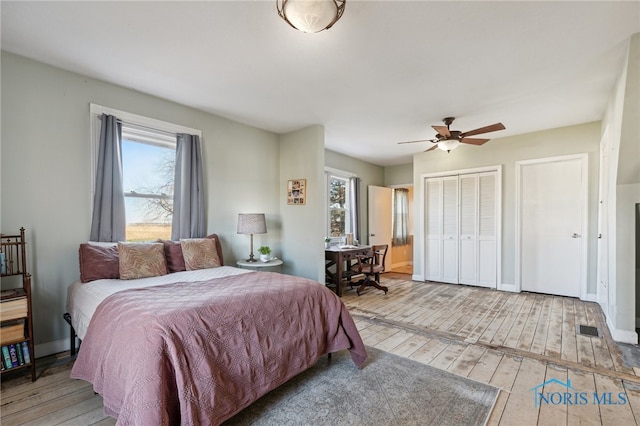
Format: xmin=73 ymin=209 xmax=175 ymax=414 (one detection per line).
xmin=171 ymin=133 xmax=205 ymax=240
xmin=392 ymin=188 xmax=409 ymax=246
xmin=89 ymin=114 xmax=126 ymax=242
xmin=349 ymin=177 xmax=361 ymax=242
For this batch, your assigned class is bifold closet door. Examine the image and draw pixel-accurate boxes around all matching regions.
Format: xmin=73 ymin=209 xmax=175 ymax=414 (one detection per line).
xmin=477 ymin=172 xmax=497 ymax=287
xmin=424 ymin=176 xmax=459 ymax=283
xmin=459 ymin=175 xmax=478 ymax=285
xmin=459 ymin=172 xmax=497 ymax=288
xmin=424 ymin=171 xmax=497 ymax=288
xmin=424 ymin=178 xmax=442 ymax=281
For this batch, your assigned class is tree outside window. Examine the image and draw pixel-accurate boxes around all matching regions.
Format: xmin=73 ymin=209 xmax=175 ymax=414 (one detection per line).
xmin=328 ymin=175 xmax=351 ymax=237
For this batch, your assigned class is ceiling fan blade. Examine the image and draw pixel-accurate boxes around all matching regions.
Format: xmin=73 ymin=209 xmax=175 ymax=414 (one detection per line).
xmin=432 ymin=125 xmax=450 ymax=137
xmin=460 ymin=123 xmax=505 ymax=137
xmin=397 ymin=138 xmax=437 ymax=145
xmin=460 ymin=137 xmax=490 ymax=145
xmin=425 ymin=145 xmax=438 ymax=152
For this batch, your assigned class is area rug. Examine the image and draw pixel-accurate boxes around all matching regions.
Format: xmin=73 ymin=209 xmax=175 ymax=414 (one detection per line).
xmin=224 ymin=346 xmax=498 ymax=425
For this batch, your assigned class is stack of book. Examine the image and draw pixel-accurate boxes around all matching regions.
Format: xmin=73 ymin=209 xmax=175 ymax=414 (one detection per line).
xmin=0 ymin=341 xmax=31 ymax=370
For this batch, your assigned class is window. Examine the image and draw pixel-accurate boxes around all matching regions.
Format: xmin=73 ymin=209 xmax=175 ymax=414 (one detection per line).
xmin=325 ymin=168 xmax=355 ymax=240
xmin=392 ymin=188 xmax=410 ymax=246
xmin=90 ymin=104 xmax=201 ymax=241
xmin=121 ymin=125 xmax=176 ymax=241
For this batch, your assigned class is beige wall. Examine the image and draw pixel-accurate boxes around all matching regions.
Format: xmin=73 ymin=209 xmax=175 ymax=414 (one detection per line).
xmin=281 ymin=126 xmax=325 ymax=281
xmin=0 ymin=52 xmax=287 ymax=355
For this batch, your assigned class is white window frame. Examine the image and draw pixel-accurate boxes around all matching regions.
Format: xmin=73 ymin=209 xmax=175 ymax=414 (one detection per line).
xmin=88 ymin=103 xmax=202 ymax=219
xmin=324 ymin=167 xmax=356 ymax=242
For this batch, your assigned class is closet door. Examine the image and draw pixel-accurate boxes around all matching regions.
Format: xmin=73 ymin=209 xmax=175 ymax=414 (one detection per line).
xmin=458 ymin=175 xmax=478 ymax=285
xmin=441 ymin=176 xmax=459 ymax=283
xmin=424 ymin=178 xmax=442 ymax=281
xmin=477 ymin=172 xmax=497 ymax=288
xmin=423 ymin=170 xmax=498 ymax=288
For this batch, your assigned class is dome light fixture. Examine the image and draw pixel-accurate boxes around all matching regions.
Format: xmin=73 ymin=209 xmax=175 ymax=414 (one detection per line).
xmin=277 ymin=0 xmax=346 ymax=33
xmin=437 ymin=139 xmax=461 ymax=153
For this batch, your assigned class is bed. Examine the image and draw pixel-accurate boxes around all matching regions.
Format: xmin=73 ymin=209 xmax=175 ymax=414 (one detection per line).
xmin=67 ymin=236 xmax=367 ymax=425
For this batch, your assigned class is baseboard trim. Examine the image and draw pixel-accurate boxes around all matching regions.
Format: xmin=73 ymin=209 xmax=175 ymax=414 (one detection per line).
xmin=35 ymin=338 xmax=72 ymax=359
xmin=499 ymin=283 xmax=518 ymax=293
xmin=583 ymin=293 xmax=597 ymax=302
xmin=391 ymin=261 xmax=413 ymax=269
xmin=606 ymin=315 xmax=638 ymax=344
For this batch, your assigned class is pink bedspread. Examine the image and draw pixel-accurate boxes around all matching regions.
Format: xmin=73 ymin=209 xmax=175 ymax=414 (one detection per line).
xmin=71 ymin=271 xmax=366 ymax=425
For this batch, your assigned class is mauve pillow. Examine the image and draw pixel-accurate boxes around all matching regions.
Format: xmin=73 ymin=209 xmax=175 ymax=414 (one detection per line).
xmin=118 ymin=242 xmax=168 ymax=280
xmin=161 ymin=240 xmax=186 ymax=273
xmin=181 ymin=238 xmax=222 ymax=271
xmin=79 ymin=243 xmax=119 ymax=283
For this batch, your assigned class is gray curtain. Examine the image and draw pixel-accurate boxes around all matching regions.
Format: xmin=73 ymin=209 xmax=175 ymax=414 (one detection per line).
xmin=89 ymin=114 xmax=126 ymax=242
xmin=349 ymin=177 xmax=361 ymax=243
xmin=171 ymin=133 xmax=205 ymax=240
xmin=392 ymin=188 xmax=409 ymax=246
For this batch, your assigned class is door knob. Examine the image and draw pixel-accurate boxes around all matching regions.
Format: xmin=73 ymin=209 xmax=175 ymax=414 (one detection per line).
xmin=370 ymin=233 xmax=376 ymax=237
xmin=572 ymin=233 xmax=581 ymax=238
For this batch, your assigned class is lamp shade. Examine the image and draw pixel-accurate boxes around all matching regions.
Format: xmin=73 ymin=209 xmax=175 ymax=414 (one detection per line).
xmin=237 ymin=213 xmax=267 ymax=235
xmin=437 ymin=139 xmax=460 ymax=152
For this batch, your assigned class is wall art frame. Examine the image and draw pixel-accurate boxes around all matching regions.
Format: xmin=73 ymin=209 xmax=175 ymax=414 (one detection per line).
xmin=287 ymin=179 xmax=306 ymax=205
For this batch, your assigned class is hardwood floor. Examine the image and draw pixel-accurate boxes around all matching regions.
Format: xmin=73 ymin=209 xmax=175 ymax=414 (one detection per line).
xmin=2 ymin=274 xmax=639 ymax=425
xmin=343 ymin=273 xmax=640 ymax=425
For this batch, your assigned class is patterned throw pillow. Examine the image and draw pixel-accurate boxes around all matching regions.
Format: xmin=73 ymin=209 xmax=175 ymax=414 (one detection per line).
xmin=118 ymin=242 xmax=168 ymax=280
xmin=180 ymin=238 xmax=221 ymax=271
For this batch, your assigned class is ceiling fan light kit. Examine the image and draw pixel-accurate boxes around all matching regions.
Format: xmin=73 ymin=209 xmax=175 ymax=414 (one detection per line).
xmin=277 ymin=0 xmax=346 ymax=33
xmin=398 ymin=117 xmax=505 ymax=154
xmin=437 ymin=139 xmax=460 ymax=152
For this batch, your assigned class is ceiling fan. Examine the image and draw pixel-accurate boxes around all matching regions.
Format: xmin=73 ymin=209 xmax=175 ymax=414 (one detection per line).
xmin=398 ymin=117 xmax=506 ymax=153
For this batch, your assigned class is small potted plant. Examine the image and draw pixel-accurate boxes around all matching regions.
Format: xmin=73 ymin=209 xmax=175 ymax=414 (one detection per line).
xmin=324 ymin=237 xmax=331 ymax=249
xmin=258 ymin=246 xmax=272 ymax=262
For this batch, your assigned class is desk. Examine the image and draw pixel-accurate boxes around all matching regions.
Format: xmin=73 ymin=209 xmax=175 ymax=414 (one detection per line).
xmin=325 ymin=246 xmax=371 ymax=297
xmin=236 ymin=259 xmax=283 ymax=271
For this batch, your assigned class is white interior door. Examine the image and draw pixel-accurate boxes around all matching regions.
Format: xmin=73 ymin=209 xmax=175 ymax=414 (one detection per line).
xmin=441 ymin=176 xmax=459 ymax=284
xmin=519 ymin=155 xmax=587 ymax=298
xmin=459 ymin=175 xmax=478 ymax=285
xmin=425 ymin=178 xmax=442 ymax=281
xmin=368 ymin=185 xmax=393 ymax=271
xmin=477 ymin=173 xmax=497 ymax=287
xmin=423 ymin=171 xmax=497 ymax=287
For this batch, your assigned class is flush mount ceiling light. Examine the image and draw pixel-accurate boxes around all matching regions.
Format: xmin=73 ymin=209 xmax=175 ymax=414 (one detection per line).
xmin=277 ymin=0 xmax=346 ymax=33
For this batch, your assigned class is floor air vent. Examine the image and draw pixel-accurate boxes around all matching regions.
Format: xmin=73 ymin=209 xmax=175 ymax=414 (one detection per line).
xmin=577 ymin=324 xmax=600 ymax=337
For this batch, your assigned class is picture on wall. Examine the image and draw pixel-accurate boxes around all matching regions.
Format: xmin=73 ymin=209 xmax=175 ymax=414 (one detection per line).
xmin=287 ymin=179 xmax=306 ymax=205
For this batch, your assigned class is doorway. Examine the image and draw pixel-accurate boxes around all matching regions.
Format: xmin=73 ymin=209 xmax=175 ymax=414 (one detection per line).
xmin=516 ymin=154 xmax=588 ymax=298
xmin=368 ymin=185 xmax=414 ymax=275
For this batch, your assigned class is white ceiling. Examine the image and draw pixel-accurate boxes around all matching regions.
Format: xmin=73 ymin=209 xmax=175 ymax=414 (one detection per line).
xmin=2 ymin=1 xmax=639 ymax=166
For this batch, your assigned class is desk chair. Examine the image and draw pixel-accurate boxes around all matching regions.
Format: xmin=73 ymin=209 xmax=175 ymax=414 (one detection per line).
xmin=350 ymin=244 xmax=389 ymax=295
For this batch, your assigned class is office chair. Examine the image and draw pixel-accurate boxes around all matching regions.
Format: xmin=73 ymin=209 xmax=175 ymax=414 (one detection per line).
xmin=350 ymin=244 xmax=389 ymax=295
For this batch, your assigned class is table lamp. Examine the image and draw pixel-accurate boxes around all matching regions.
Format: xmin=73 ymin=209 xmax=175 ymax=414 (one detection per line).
xmin=237 ymin=213 xmax=267 ymax=262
